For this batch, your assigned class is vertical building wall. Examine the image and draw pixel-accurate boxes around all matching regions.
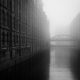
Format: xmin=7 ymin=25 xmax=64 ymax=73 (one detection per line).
xmin=0 ymin=0 xmax=32 ymax=70
xmin=0 ymin=0 xmax=15 ymax=69
xmin=0 ymin=0 xmax=50 ymax=68
xmin=0 ymin=1 xmax=50 ymax=79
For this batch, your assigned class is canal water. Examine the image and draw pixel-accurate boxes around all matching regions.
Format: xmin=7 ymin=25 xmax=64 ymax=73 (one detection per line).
xmin=49 ymin=41 xmax=74 ymax=80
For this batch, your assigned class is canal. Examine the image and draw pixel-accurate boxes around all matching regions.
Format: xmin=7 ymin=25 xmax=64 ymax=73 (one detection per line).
xmin=49 ymin=40 xmax=74 ymax=80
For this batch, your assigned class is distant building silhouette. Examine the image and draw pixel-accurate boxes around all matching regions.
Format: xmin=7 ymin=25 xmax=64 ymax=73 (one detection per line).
xmin=70 ymin=13 xmax=80 ymax=80
xmin=70 ymin=13 xmax=80 ymax=41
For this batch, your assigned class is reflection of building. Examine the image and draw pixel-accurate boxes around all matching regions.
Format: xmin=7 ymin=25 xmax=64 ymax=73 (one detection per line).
xmin=0 ymin=0 xmax=50 ymax=79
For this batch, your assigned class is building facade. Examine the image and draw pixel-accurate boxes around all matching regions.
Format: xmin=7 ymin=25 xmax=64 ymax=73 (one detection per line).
xmin=0 ymin=0 xmax=50 ymax=80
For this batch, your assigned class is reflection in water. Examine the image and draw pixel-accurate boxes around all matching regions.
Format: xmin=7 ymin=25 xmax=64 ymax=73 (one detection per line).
xmin=49 ymin=41 xmax=74 ymax=80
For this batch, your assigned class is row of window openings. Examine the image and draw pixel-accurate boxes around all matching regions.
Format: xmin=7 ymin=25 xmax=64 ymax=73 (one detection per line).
xmin=0 ymin=15 xmax=29 ymax=33
xmin=0 ymin=47 xmax=32 ymax=59
xmin=0 ymin=13 xmax=19 ymax=31
xmin=0 ymin=7 xmax=33 ymax=33
xmin=0 ymin=0 xmax=21 ymax=13
xmin=1 ymin=30 xmax=32 ymax=48
xmin=1 ymin=31 xmax=18 ymax=47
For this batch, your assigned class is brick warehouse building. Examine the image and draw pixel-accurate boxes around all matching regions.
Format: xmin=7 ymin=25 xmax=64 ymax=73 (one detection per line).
xmin=0 ymin=0 xmax=50 ymax=80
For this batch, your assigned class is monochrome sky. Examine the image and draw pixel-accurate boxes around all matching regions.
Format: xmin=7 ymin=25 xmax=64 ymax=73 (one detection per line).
xmin=42 ymin=0 xmax=80 ymax=37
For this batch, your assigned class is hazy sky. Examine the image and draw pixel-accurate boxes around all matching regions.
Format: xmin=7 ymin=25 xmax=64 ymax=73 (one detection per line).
xmin=42 ymin=0 xmax=80 ymax=37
